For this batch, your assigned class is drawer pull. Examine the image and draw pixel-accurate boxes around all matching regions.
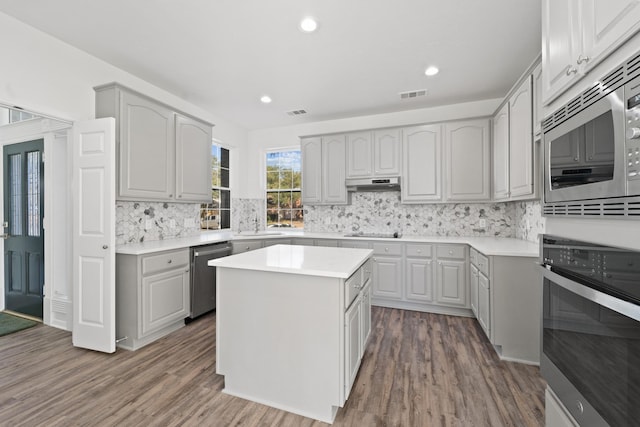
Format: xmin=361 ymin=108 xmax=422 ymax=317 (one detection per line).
xmin=448 ymin=250 xmax=453 ymax=255
xmin=385 ymin=247 xmax=389 ymax=252
xmin=167 ymin=259 xmax=172 ymax=264
xmin=417 ymin=249 xmax=422 ymax=253
xmin=102 ymin=245 xmax=109 ymax=249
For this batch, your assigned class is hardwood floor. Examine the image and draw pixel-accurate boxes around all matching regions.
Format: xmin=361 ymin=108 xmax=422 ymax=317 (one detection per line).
xmin=0 ymin=307 xmax=545 ymax=426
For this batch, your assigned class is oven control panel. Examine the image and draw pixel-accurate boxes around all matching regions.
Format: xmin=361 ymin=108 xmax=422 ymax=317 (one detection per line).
xmin=625 ymin=76 xmax=640 ymax=188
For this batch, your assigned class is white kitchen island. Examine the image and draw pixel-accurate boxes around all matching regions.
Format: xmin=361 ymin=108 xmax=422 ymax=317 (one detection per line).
xmin=209 ymin=244 xmax=373 ymax=424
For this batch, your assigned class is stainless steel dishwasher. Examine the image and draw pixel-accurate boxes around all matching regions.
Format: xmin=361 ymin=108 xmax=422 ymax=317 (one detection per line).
xmin=189 ymin=241 xmax=232 ymax=319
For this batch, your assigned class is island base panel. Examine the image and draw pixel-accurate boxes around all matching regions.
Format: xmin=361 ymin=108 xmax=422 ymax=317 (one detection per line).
xmin=216 ymin=268 xmax=345 ymax=424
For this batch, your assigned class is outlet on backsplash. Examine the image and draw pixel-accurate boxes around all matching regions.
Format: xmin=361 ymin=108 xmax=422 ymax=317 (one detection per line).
xmin=145 ymin=219 xmax=153 ymax=230
xmin=479 ymin=219 xmax=486 ymax=228
xmin=170 ymin=219 xmax=176 ymax=229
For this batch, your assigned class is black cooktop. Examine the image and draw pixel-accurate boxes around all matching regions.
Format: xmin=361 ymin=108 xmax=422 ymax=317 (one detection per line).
xmin=343 ymin=232 xmax=401 ymax=238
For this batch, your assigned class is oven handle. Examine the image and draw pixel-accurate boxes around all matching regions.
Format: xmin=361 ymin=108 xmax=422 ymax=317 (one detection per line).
xmin=540 ymin=265 xmax=640 ymax=322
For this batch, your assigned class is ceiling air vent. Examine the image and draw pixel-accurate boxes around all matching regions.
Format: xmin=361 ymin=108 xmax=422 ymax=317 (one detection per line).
xmin=399 ymin=89 xmax=427 ymax=100
xmin=286 ymin=109 xmax=307 ymax=116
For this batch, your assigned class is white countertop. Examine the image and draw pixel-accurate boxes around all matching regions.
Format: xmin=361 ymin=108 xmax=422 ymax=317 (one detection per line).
xmin=208 ymin=244 xmax=373 ymax=278
xmin=116 ymin=230 xmax=539 ymax=257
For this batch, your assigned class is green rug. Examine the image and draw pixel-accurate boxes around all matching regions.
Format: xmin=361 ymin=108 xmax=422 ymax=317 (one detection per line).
xmin=0 ymin=312 xmax=39 ymax=337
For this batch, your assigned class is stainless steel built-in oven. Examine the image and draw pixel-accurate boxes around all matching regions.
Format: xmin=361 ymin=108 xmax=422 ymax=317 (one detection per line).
xmin=542 ymin=54 xmax=640 ymax=204
xmin=540 ymin=235 xmax=640 ymax=426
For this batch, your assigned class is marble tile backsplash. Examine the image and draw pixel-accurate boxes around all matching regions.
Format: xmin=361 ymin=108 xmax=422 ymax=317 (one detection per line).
xmin=116 ymin=201 xmax=201 ymax=245
xmin=303 ymin=192 xmax=516 ymax=237
xmin=232 ymin=198 xmax=265 ymax=232
xmin=515 ymin=200 xmax=545 ymax=243
xmin=115 ymin=196 xmax=544 ymax=246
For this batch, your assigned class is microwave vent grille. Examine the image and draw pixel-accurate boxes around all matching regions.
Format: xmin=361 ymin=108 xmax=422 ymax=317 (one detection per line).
xmin=542 ymin=51 xmax=637 ymax=134
xmin=543 ymin=197 xmax=640 ymax=219
xmin=566 ymin=97 xmax=582 ymax=115
xmin=627 ymin=52 xmax=640 ymax=79
xmin=602 ymin=66 xmax=624 ymax=91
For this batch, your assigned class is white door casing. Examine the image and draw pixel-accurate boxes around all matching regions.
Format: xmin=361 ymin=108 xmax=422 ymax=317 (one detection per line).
xmin=72 ymin=118 xmax=116 ymax=353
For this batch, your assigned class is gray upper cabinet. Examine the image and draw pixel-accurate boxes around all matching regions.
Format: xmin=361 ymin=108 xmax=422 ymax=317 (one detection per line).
xmin=346 ymin=132 xmax=372 ymax=178
xmin=301 ymin=137 xmax=323 ymax=204
xmin=117 ymin=89 xmax=174 ymax=200
xmin=346 ymin=129 xmax=401 ymax=178
xmin=509 ymin=76 xmax=534 ymax=199
xmin=322 ymin=135 xmax=347 ymax=204
xmin=492 ymin=104 xmax=510 ymax=201
xmin=175 ymin=114 xmax=213 ymax=202
xmin=95 ymin=83 xmax=213 ymax=203
xmin=373 ymin=129 xmax=401 ymax=176
xmin=444 ymin=119 xmax=491 ymax=201
xmin=401 ymin=124 xmax=442 ymax=203
xmin=301 ymin=134 xmax=348 ymax=205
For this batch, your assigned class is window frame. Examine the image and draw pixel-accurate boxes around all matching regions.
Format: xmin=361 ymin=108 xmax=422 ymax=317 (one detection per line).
xmin=265 ymin=148 xmax=303 ymax=229
xmin=200 ymin=139 xmax=231 ymax=230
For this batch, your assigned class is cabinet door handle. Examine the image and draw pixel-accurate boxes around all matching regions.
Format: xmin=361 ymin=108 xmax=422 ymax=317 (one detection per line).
xmin=573 ymin=157 xmax=579 ymax=161
xmin=576 ymin=55 xmax=590 ymax=65
xmin=102 ymin=245 xmax=109 ymax=249
xmin=169 ymin=194 xmax=173 ymax=198
xmin=566 ymin=66 xmax=578 ymax=76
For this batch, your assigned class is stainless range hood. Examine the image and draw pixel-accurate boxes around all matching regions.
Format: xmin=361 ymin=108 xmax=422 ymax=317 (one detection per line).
xmin=345 ymin=176 xmax=401 ymax=192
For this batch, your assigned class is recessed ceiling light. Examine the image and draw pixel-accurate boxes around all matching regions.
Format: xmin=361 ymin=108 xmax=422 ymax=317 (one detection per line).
xmin=425 ymin=66 xmax=439 ymax=76
xmin=300 ymin=17 xmax=318 ymax=33
xmin=260 ymin=95 xmax=272 ymax=104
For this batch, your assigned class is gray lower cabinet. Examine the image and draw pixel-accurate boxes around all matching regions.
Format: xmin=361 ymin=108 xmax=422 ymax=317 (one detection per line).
xmin=263 ymin=238 xmax=292 ymax=247
xmin=371 ymin=242 xmax=403 ymax=300
xmin=405 ymin=243 xmax=434 ymax=302
xmin=470 ymin=247 xmax=541 ymax=364
xmin=434 ymin=244 xmax=468 ymax=308
xmin=477 ymin=273 xmax=490 ymax=334
xmin=116 ymin=248 xmax=190 ymax=350
xmin=470 ymin=263 xmax=479 ymax=316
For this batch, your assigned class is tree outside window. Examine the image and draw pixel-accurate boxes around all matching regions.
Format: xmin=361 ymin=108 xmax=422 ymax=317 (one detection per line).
xmin=201 ymin=142 xmax=230 ymax=230
xmin=266 ymin=150 xmax=302 ymax=228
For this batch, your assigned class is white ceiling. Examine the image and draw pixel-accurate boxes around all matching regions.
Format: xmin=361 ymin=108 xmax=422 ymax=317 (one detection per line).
xmin=0 ymin=0 xmax=541 ymax=130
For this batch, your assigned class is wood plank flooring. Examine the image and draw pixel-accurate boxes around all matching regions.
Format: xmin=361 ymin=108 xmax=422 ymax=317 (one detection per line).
xmin=0 ymin=307 xmax=545 ymax=426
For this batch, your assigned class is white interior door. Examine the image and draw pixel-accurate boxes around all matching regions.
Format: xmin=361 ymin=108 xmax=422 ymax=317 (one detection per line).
xmin=71 ymin=118 xmax=116 ymax=353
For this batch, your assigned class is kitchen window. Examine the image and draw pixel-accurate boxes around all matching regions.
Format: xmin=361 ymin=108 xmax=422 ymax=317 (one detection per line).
xmin=266 ymin=150 xmax=303 ymax=228
xmin=200 ymin=141 xmax=230 ymax=230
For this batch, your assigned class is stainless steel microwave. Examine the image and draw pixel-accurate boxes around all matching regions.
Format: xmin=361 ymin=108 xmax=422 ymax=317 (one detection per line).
xmin=543 ymin=71 xmax=640 ymax=204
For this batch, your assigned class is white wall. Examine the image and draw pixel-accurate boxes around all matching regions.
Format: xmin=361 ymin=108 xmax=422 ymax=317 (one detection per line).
xmin=0 ymin=11 xmax=248 ymax=185
xmin=243 ymin=98 xmax=502 ymax=199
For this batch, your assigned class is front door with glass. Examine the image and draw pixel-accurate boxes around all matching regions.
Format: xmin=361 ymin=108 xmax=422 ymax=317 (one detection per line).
xmin=3 ymin=139 xmax=44 ymax=318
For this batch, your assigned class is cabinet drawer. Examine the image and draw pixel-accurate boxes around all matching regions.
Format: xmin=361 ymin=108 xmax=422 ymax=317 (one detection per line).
xmin=470 ymin=247 xmax=478 ymax=266
xmin=372 ymin=242 xmax=402 ymax=256
xmin=436 ymin=244 xmax=466 ymax=260
xmin=406 ymin=243 xmax=432 ymax=258
xmin=476 ymin=253 xmax=489 ymax=277
xmin=345 ymin=269 xmax=363 ymax=309
xmin=341 ymin=240 xmax=372 ymax=250
xmin=362 ymin=258 xmax=373 ymax=284
xmin=141 ymin=249 xmax=189 ymax=276
xmin=315 ymin=239 xmax=339 ymax=247
xmin=232 ymin=240 xmax=263 ymax=253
